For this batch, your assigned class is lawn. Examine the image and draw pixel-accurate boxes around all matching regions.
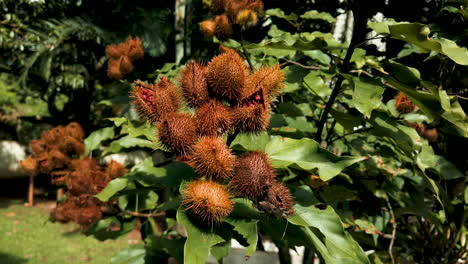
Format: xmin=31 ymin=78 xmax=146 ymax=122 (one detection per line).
xmin=0 ymin=199 xmax=133 ymax=264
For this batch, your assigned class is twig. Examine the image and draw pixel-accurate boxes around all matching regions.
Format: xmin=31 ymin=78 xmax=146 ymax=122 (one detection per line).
xmin=120 ymin=210 xmax=165 ymax=218
xmin=279 ymin=59 xmax=321 ymax=70
xmin=240 ymin=35 xmax=255 ymax=71
xmin=329 ymin=127 xmax=371 ymax=143
xmin=386 ymin=199 xmax=397 ymax=264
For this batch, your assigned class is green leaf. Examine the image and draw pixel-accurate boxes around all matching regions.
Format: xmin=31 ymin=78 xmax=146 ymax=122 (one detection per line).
xmin=111 ymin=245 xmax=146 ymax=264
xmin=266 ymin=8 xmax=298 ymax=22
xmin=368 ymin=20 xmax=468 ymax=65
xmin=84 ymin=127 xmax=115 ymax=154
xmin=230 ymin=132 xmax=270 ymax=151
xmin=95 ymin=178 xmax=129 ymax=201
xmin=177 ymin=209 xmax=225 ymax=264
xmin=303 ymin=50 xmax=331 ymax=65
xmin=345 ymin=75 xmax=384 ymax=118
xmin=225 ymin=217 xmax=258 ymax=256
xmin=107 ymin=117 xmax=128 ymax=127
xmin=288 ymin=203 xmax=370 ymax=264
xmin=104 ymin=136 xmax=159 ymax=155
xmin=211 ymin=241 xmax=231 ymax=262
xmin=464 ymin=186 xmax=468 ymax=204
xmin=265 ymin=136 xmax=365 ymax=181
xmin=303 ymin=71 xmax=331 ymax=98
xmin=85 ymin=216 xmax=134 ymax=241
xmin=385 ymin=60 xmax=421 ymax=84
xmin=300 ymin=10 xmax=336 ymax=23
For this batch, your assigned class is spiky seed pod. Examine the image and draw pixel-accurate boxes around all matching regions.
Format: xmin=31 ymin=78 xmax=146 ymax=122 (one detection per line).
xmin=60 ymin=136 xmax=85 ymax=157
xmin=108 ymin=58 xmax=124 ymax=80
xmin=230 ymin=151 xmax=276 ymax=199
xmin=180 ymin=60 xmax=210 ymax=108
xmin=245 ymin=65 xmax=284 ymax=99
xmin=157 ymin=112 xmax=197 ymax=155
xmin=258 ymin=181 xmax=295 ymax=218
xmin=50 ymin=170 xmax=69 ymax=186
xmin=191 ymin=137 xmax=235 ymax=181
xmin=406 ymin=122 xmax=426 ymax=135
xmin=214 ymin=15 xmax=234 ymax=40
xmin=51 ymin=195 xmax=103 ymax=228
xmin=209 ymin=0 xmax=226 ymax=13
xmin=20 ymin=158 xmax=38 ymax=174
xmin=105 ymin=44 xmax=122 ymax=59
xmin=131 ymin=79 xmax=180 ymax=123
xmin=38 ymin=149 xmax=70 ymax=174
xmin=200 ymin=20 xmax=216 ymax=38
xmin=422 ymin=128 xmax=438 ymax=142
xmin=236 ymin=9 xmax=258 ymax=26
xmin=41 ymin=126 xmax=66 ymax=146
xmin=65 ymin=122 xmax=85 ymax=141
xmin=206 ymin=50 xmax=247 ymax=103
xmin=126 ymin=37 xmax=144 ymax=62
xmin=30 ymin=139 xmax=46 ymax=156
xmin=182 ymin=180 xmax=233 ymax=223
xmin=119 ymin=56 xmax=135 ymax=75
xmin=245 ymin=0 xmax=264 ymax=13
xmin=225 ymin=0 xmax=264 ymax=20
xmin=395 ymin=92 xmax=416 ymax=113
xmin=219 ymin=45 xmax=234 ymax=53
xmin=195 ymin=100 xmax=232 ymax=137
xmin=231 ymin=101 xmax=270 ymax=133
xmin=106 ymin=160 xmax=128 ymax=180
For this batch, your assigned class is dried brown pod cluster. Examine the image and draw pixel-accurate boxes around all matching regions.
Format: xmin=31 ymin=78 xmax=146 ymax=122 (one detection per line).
xmin=406 ymin=122 xmax=439 ymax=143
xmin=130 ymin=50 xmax=294 ymax=222
xmin=395 ymin=92 xmax=417 ymax=114
xmin=106 ymin=36 xmax=144 ymax=80
xmin=20 ymin=123 xmax=127 ymax=229
xmin=200 ymin=0 xmax=264 ymax=39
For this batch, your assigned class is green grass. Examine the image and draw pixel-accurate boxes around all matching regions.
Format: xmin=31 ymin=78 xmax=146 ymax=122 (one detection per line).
xmin=0 ymin=200 xmax=131 ymax=264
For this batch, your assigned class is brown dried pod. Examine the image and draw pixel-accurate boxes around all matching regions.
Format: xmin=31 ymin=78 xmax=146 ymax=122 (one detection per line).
xmin=51 ymin=195 xmax=103 ymax=228
xmin=214 ymin=15 xmax=234 ymax=40
xmin=229 ymin=151 xmax=276 ymax=199
xmin=157 ymin=112 xmax=197 ymax=155
xmin=38 ymin=149 xmax=70 ymax=174
xmin=20 ymin=158 xmax=38 ymax=174
xmin=180 ymin=60 xmax=210 ymax=108
xmin=59 ymin=136 xmax=85 ymax=157
xmin=191 ymin=137 xmax=235 ymax=181
xmin=206 ymin=50 xmax=247 ymax=103
xmin=421 ymin=128 xmax=438 ymax=143
xmin=131 ymin=78 xmax=180 ymax=123
xmin=65 ymin=122 xmax=85 ymax=141
xmin=107 ymin=58 xmax=124 ymax=80
xmin=231 ymin=99 xmax=270 ymax=133
xmin=395 ymin=92 xmax=416 ymax=113
xmin=210 ymin=0 xmax=226 ymax=13
xmin=30 ymin=139 xmax=46 ymax=155
xmin=225 ymin=0 xmax=264 ymax=20
xmin=50 ymin=170 xmax=70 ymax=186
xmin=119 ymin=56 xmax=135 ymax=75
xmin=195 ymin=100 xmax=232 ymax=137
xmin=106 ymin=160 xmax=128 ymax=180
xmin=182 ymin=180 xmax=233 ymax=223
xmin=200 ymin=20 xmax=216 ymax=38
xmin=258 ymin=181 xmax=295 ymax=218
xmin=105 ymin=44 xmax=123 ymax=59
xmin=406 ymin=122 xmax=426 ymax=135
xmin=246 ymin=65 xmax=284 ymax=99
xmin=126 ymin=36 xmax=144 ymax=62
xmin=41 ymin=126 xmax=66 ymax=146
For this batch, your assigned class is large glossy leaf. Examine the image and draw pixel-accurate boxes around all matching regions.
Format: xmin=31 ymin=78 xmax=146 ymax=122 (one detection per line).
xmin=95 ymin=178 xmax=129 ymax=201
xmin=368 ymin=20 xmax=468 ymax=65
xmin=111 ymin=245 xmax=146 ymax=264
xmin=177 ymin=209 xmax=225 ymax=264
xmin=288 ymin=188 xmax=370 ymax=264
xmin=300 ymin=10 xmax=336 ymax=23
xmin=225 ymin=217 xmax=258 ymax=256
xmin=230 ymin=132 xmax=270 ymax=151
xmin=265 ymin=136 xmax=365 ymax=181
xmin=266 ymin=8 xmax=298 ymax=22
xmin=104 ymin=136 xmax=159 ymax=155
xmin=84 ymin=126 xmax=115 ymax=154
xmin=345 ymin=75 xmax=384 ymax=118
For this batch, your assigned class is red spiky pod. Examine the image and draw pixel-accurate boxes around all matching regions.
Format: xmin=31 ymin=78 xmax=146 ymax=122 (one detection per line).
xmin=30 ymin=139 xmax=46 ymax=156
xmin=258 ymin=181 xmax=295 ymax=218
xmin=126 ymin=36 xmax=144 ymax=62
xmin=38 ymin=149 xmax=70 ymax=175
xmin=246 ymin=65 xmax=284 ymax=99
xmin=58 ymin=136 xmax=85 ymax=157
xmin=157 ymin=112 xmax=197 ymax=155
xmin=41 ymin=126 xmax=66 ymax=146
xmin=214 ymin=15 xmax=234 ymax=40
xmin=107 ymin=58 xmax=124 ymax=80
xmin=51 ymin=195 xmax=103 ymax=229
xmin=231 ymin=95 xmax=270 ymax=133
xmin=65 ymin=122 xmax=85 ymax=141
xmin=422 ymin=128 xmax=438 ymax=143
xmin=105 ymin=44 xmax=122 ymax=59
xmin=206 ymin=49 xmax=247 ymax=103
xmin=105 ymin=160 xmax=128 ymax=180
xmin=180 ymin=60 xmax=210 ymax=108
xmin=119 ymin=56 xmax=135 ymax=75
xmin=20 ymin=158 xmax=38 ymax=174
xmin=182 ymin=180 xmax=233 ymax=223
xmin=67 ymin=157 xmax=103 ymax=195
xmin=195 ymin=100 xmax=232 ymax=137
xmin=191 ymin=137 xmax=235 ymax=181
xmin=200 ymin=20 xmax=216 ymax=38
xmin=395 ymin=92 xmax=416 ymax=113
xmin=229 ymin=151 xmax=276 ymax=199
xmin=131 ymin=78 xmax=180 ymax=123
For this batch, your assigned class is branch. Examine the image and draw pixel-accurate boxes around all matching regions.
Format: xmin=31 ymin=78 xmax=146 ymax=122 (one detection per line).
xmin=240 ymin=36 xmax=254 ymax=71
xmin=386 ymin=199 xmax=397 ymax=264
xmin=279 ymin=59 xmax=321 ymax=70
xmin=120 ymin=210 xmax=165 ymax=218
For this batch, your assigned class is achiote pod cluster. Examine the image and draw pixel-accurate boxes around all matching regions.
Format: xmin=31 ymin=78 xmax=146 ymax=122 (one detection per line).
xmin=130 ymin=49 xmax=294 ymax=223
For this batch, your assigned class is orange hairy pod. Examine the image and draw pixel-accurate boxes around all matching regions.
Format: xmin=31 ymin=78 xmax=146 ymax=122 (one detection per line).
xmin=229 ymin=151 xmax=276 ymax=199
xmin=119 ymin=56 xmax=135 ymax=75
xmin=131 ymin=78 xmax=180 ymax=123
xmin=65 ymin=122 xmax=85 ymax=141
xmin=421 ymin=128 xmax=438 ymax=143
xmin=105 ymin=44 xmax=122 ymax=59
xmin=236 ymin=9 xmax=258 ymax=26
xmin=126 ymin=36 xmax=144 ymax=62
xmin=206 ymin=50 xmax=247 ymax=103
xmin=182 ymin=180 xmax=233 ymax=223
xmin=191 ymin=137 xmax=235 ymax=181
xmin=406 ymin=122 xmax=426 ymax=135
xmin=200 ymin=20 xmax=216 ymax=38
xmin=106 ymin=160 xmax=128 ymax=180
xmin=231 ymin=100 xmax=270 ymax=133
xmin=20 ymin=158 xmax=38 ymax=174
xmin=51 ymin=195 xmax=103 ymax=228
xmin=214 ymin=15 xmax=233 ymax=40
xmin=180 ymin=60 xmax=210 ymax=108
xmin=38 ymin=149 xmax=70 ymax=174
xmin=246 ymin=65 xmax=284 ymax=99
xmin=30 ymin=139 xmax=46 ymax=155
xmin=225 ymin=0 xmax=264 ymax=20
xmin=395 ymin=92 xmax=416 ymax=113
xmin=219 ymin=45 xmax=234 ymax=53
xmin=195 ymin=100 xmax=232 ymax=137
xmin=107 ymin=58 xmax=124 ymax=80
xmin=157 ymin=112 xmax=197 ymax=155
xmin=59 ymin=136 xmax=85 ymax=157
xmin=258 ymin=181 xmax=295 ymax=218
